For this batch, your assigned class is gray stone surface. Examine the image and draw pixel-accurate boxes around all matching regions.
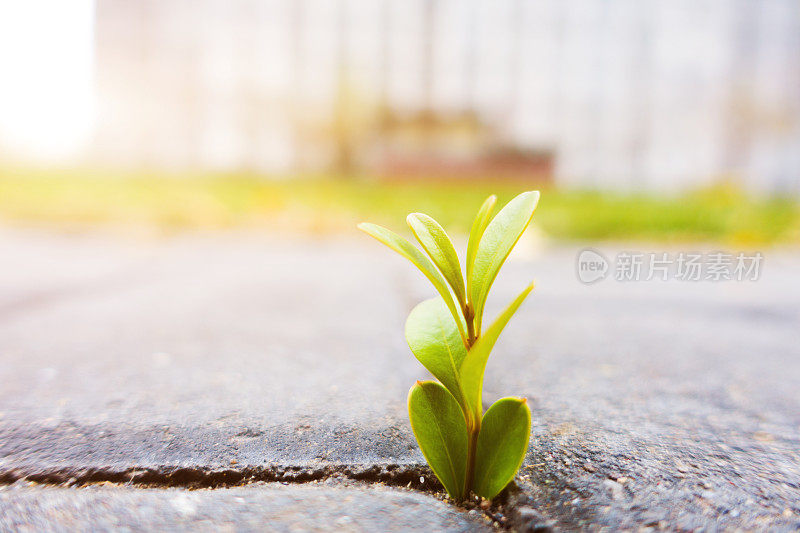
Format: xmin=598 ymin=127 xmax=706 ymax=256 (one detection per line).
xmin=1 ymin=228 xmax=799 ymax=530
xmin=0 ymin=481 xmax=489 ymax=532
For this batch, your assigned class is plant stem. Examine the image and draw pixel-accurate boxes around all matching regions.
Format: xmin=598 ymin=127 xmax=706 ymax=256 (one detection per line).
xmin=464 ymin=418 xmax=480 ymax=495
xmin=462 ymin=301 xmax=479 ymax=496
xmin=464 ymin=303 xmax=477 ymax=345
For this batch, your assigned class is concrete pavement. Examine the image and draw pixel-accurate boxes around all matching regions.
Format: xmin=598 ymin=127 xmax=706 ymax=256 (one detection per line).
xmin=0 ymin=228 xmax=798 ymax=530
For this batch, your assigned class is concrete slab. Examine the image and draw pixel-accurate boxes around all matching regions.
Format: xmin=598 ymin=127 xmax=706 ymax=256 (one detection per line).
xmin=0 ymin=481 xmax=490 ymax=532
xmin=1 ymin=229 xmax=798 ymax=529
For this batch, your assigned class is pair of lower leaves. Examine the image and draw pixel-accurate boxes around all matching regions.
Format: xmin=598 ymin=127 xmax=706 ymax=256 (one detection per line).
xmin=409 ymin=381 xmax=531 ymax=501
xmin=403 ymin=289 xmax=534 ymax=501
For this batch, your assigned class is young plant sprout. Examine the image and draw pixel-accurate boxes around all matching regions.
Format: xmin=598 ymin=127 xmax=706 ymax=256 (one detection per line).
xmin=358 ymin=191 xmax=539 ymax=501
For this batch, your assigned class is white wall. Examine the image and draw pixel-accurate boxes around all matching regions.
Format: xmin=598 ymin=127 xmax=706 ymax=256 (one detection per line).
xmin=91 ymin=0 xmax=800 ymax=192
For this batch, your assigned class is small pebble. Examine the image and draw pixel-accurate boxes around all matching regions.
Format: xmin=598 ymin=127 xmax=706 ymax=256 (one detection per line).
xmin=602 ymin=479 xmax=625 ymax=500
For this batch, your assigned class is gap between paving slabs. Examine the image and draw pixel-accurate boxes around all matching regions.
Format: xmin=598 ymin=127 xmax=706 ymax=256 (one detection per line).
xmin=0 ymin=461 xmax=558 ymax=531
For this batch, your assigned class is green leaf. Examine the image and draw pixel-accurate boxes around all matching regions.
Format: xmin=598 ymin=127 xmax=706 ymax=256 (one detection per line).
xmin=460 ymin=283 xmax=534 ymax=420
xmin=405 ymin=298 xmax=468 ymax=409
xmin=407 ymin=213 xmax=466 ymax=308
xmin=357 ymin=222 xmax=467 ymax=345
xmin=473 ymin=397 xmax=531 ymax=499
xmin=466 ymin=195 xmax=497 ymax=296
xmin=408 ymin=380 xmax=469 ymax=500
xmin=469 ymin=191 xmax=539 ymax=334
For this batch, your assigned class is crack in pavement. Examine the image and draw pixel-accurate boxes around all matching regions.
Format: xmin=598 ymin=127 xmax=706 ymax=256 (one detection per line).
xmin=0 ymin=463 xmax=560 ymax=531
xmin=0 ymin=463 xmax=438 ymax=491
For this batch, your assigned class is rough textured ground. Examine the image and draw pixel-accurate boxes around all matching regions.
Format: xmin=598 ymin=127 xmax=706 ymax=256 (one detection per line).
xmin=0 ymin=481 xmax=490 ymax=532
xmin=0 ymin=228 xmax=798 ymax=531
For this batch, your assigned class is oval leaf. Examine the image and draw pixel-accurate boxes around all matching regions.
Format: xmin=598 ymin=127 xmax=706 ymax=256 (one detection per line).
xmin=405 ymin=298 xmax=468 ymax=409
xmin=469 ymin=191 xmax=539 ymax=333
xmin=466 ymin=195 xmax=496 ymax=295
xmin=460 ymin=283 xmax=533 ymax=420
xmin=408 ymin=381 xmax=469 ymax=500
xmin=407 ymin=213 xmax=466 ymax=308
xmin=358 ymin=222 xmax=467 ymax=345
xmin=473 ymin=397 xmax=531 ymax=499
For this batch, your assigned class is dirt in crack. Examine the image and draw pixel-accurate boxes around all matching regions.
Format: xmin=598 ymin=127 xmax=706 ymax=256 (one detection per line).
xmin=0 ymin=463 xmax=440 ymax=492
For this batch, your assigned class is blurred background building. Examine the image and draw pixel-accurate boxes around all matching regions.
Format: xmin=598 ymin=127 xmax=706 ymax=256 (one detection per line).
xmin=2 ymin=0 xmax=800 ymax=193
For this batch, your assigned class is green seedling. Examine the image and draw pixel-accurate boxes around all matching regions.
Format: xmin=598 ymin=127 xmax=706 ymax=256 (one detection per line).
xmin=358 ymin=191 xmax=539 ymax=500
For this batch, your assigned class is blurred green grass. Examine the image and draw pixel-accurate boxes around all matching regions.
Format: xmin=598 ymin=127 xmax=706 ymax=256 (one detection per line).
xmin=0 ymin=168 xmax=797 ymax=245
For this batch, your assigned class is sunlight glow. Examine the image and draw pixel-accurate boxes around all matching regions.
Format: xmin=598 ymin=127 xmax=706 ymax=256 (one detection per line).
xmin=0 ymin=0 xmax=94 ymax=161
